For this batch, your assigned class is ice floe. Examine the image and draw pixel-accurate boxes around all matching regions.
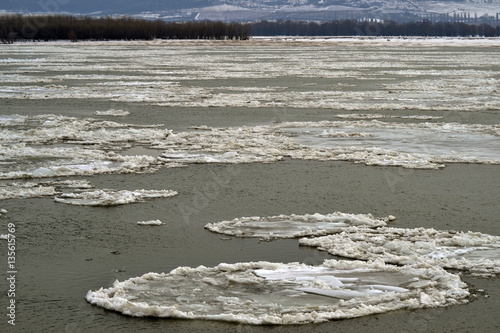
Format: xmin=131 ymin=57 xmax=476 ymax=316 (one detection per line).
xmin=335 ymin=113 xmax=444 ymax=120
xmin=1 ymin=114 xmax=498 ymax=178
xmin=0 ymin=114 xmax=171 ymax=180
xmin=54 ymin=189 xmax=177 ymax=206
xmin=276 ymin=120 xmax=500 ymax=169
xmin=205 ymin=212 xmax=390 ymax=240
xmin=0 ymin=180 xmax=93 ymax=200
xmin=137 ymin=220 xmax=164 ymax=226
xmin=0 ymin=182 xmax=57 ymax=200
xmin=156 ymin=120 xmax=500 ymax=169
xmin=94 ymin=109 xmax=130 ymax=117
xmin=85 ymin=260 xmax=469 ymax=325
xmin=299 ymin=227 xmax=500 ymax=277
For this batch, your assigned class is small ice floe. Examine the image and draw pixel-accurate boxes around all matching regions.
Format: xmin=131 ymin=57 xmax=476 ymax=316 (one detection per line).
xmin=54 ymin=189 xmax=177 ymax=206
xmin=94 ymin=109 xmax=130 ymax=116
xmin=205 ymin=212 xmax=389 ymax=240
xmin=137 ymin=220 xmax=164 ymax=226
xmin=0 ymin=182 xmax=58 ymax=200
xmin=300 ymin=227 xmax=500 ymax=277
xmin=0 ymin=114 xmax=27 ymax=126
xmin=0 ymin=234 xmax=8 ymax=240
xmin=0 ymin=145 xmax=162 ymax=180
xmin=0 ymin=180 xmax=93 ymax=200
xmin=335 ymin=114 xmax=443 ymax=120
xmin=85 ymin=260 xmax=469 ymax=325
xmin=52 ymin=179 xmax=93 ymax=189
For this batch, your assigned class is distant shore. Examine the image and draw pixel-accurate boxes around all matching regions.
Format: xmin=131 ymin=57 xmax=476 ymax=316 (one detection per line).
xmin=2 ymin=14 xmax=498 ymax=43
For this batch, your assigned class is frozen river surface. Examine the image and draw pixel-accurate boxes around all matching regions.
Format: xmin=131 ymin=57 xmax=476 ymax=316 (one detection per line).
xmin=0 ymin=38 xmax=499 ymax=332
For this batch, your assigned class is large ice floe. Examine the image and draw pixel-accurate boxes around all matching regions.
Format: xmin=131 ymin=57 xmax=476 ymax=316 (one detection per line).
xmin=156 ymin=120 xmax=500 ymax=169
xmin=1 ymin=114 xmax=499 ymax=187
xmin=299 ymin=227 xmax=500 ymax=277
xmin=85 ymin=260 xmax=469 ymax=325
xmin=205 ymin=212 xmax=392 ymax=240
xmin=86 ymin=210 xmax=500 ymax=324
xmin=54 ymin=189 xmax=177 ymax=206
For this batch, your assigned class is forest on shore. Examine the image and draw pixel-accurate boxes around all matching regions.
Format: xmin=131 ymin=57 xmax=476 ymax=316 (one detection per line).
xmin=0 ymin=15 xmax=251 ymax=42
xmin=1 ymin=14 xmax=499 ymax=43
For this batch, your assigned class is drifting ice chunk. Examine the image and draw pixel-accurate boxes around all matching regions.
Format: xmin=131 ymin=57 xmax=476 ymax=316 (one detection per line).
xmin=32 ymin=167 xmax=57 ymax=177
xmin=299 ymin=227 xmax=500 ymax=277
xmin=0 ymin=182 xmax=58 ymax=200
xmin=85 ymin=260 xmax=469 ymax=325
xmin=137 ymin=220 xmax=164 ymax=226
xmin=94 ymin=109 xmax=130 ymax=116
xmin=205 ymin=212 xmax=389 ymax=239
xmin=54 ymin=189 xmax=177 ymax=206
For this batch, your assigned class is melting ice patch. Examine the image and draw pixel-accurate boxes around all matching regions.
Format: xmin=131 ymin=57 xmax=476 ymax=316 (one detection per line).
xmin=54 ymin=189 xmax=177 ymax=206
xmin=205 ymin=212 xmax=391 ymax=240
xmin=85 ymin=260 xmax=469 ymax=325
xmin=300 ymin=227 xmax=500 ymax=277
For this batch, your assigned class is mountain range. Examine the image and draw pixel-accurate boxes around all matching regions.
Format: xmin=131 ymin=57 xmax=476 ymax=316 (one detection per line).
xmin=2 ymin=0 xmax=499 ymax=23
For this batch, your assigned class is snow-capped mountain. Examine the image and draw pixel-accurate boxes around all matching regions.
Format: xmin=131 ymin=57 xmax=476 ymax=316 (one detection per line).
xmin=1 ymin=0 xmax=499 ymax=22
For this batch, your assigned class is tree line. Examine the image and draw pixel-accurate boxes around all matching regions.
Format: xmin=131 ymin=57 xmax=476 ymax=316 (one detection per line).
xmin=1 ymin=15 xmax=499 ymax=43
xmin=251 ymin=19 xmax=500 ymax=37
xmin=0 ymin=15 xmax=251 ymax=42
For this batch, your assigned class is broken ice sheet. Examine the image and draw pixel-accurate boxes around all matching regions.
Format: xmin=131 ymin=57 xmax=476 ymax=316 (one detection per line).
xmin=0 ymin=182 xmax=57 ymax=200
xmin=155 ymin=120 xmax=500 ymax=170
xmin=0 ymin=114 xmax=171 ymax=180
xmin=85 ymin=260 xmax=469 ymax=325
xmin=54 ymin=189 xmax=177 ymax=206
xmin=205 ymin=212 xmax=390 ymax=240
xmin=299 ymin=227 xmax=500 ymax=277
xmin=277 ymin=120 xmax=500 ymax=169
xmin=0 ymin=179 xmax=93 ymax=200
